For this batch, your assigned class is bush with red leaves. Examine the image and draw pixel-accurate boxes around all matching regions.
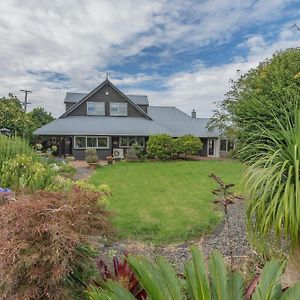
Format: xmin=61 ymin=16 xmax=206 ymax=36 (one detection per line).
xmin=0 ymin=187 xmax=113 ymax=300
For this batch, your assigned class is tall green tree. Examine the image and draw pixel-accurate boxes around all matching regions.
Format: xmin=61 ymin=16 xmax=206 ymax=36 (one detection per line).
xmin=209 ymin=48 xmax=300 ymax=159
xmin=0 ymin=94 xmax=32 ymax=136
xmin=28 ymin=107 xmax=55 ymax=130
xmin=27 ymin=107 xmax=55 ymax=143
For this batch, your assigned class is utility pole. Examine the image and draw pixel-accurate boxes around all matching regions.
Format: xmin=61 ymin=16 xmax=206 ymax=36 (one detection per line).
xmin=20 ymin=89 xmax=32 ymax=112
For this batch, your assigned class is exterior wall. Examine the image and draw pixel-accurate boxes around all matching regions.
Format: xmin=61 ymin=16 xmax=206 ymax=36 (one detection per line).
xmin=138 ymin=104 xmax=148 ymax=113
xmin=65 ymin=102 xmax=76 ymax=111
xmin=68 ymin=84 xmax=146 ymax=118
xmin=73 ymin=148 xmax=112 ymax=160
xmin=219 ymin=150 xmax=228 ymax=158
xmin=73 ymin=136 xmax=112 ymax=160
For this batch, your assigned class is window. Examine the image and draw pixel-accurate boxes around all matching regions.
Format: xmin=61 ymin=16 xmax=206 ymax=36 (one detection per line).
xmin=110 ymin=103 xmax=127 ymax=116
xmin=87 ymin=137 xmax=97 ymax=148
xmin=120 ymin=136 xmax=129 ymax=147
xmin=219 ymin=139 xmax=235 ymax=152
xmin=98 ymin=137 xmax=108 ymax=148
xmin=74 ymin=136 xmax=86 ymax=149
xmin=119 ymin=136 xmax=145 ymax=148
xmin=220 ymin=139 xmax=227 ymax=151
xmin=87 ymin=102 xmax=105 ymax=115
xmin=136 ymin=137 xmax=145 ymax=146
xmin=74 ymin=136 xmax=109 ymax=149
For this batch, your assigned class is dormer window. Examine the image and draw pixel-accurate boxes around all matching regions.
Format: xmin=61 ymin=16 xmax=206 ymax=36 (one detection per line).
xmin=110 ymin=103 xmax=127 ymax=116
xmin=87 ymin=102 xmax=105 ymax=115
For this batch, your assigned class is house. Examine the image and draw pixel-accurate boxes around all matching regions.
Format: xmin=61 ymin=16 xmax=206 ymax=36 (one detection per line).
xmin=34 ymin=79 xmax=233 ymax=159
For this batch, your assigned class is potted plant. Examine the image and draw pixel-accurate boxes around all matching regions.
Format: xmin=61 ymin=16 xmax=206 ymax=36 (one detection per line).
xmin=85 ymin=148 xmax=98 ymax=169
xmin=106 ymin=155 xmax=113 ymax=165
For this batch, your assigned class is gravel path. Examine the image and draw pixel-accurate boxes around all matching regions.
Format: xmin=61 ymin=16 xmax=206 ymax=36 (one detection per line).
xmin=73 ymin=167 xmax=93 ymax=180
xmin=95 ymin=200 xmax=252 ymax=272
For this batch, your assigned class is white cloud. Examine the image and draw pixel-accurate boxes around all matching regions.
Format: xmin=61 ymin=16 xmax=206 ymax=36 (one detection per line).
xmin=125 ymin=24 xmax=300 ymax=117
xmin=0 ymin=0 xmax=299 ymax=117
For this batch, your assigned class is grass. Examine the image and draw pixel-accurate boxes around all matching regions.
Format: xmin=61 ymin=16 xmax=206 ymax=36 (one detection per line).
xmin=89 ymin=160 xmax=244 ymax=244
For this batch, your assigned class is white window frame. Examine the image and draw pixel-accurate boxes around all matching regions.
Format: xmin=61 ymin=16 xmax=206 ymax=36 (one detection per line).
xmin=219 ymin=138 xmax=236 ymax=152
xmin=97 ymin=136 xmax=110 ymax=149
xmin=119 ymin=136 xmax=145 ymax=148
xmin=74 ymin=136 xmax=110 ymax=149
xmin=74 ymin=136 xmax=87 ymax=149
xmin=87 ymin=102 xmax=105 ymax=116
xmin=110 ymin=102 xmax=128 ymax=116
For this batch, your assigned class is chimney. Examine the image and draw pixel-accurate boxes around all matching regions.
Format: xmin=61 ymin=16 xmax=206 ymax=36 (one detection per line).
xmin=191 ymin=109 xmax=196 ymax=118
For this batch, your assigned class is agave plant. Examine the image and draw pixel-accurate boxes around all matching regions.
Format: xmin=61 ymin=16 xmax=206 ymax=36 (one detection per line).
xmin=87 ymin=246 xmax=300 ymax=300
xmin=243 ymin=108 xmax=300 ymax=286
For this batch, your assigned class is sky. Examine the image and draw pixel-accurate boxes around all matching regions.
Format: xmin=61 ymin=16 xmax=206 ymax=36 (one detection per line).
xmin=1 ymin=0 xmax=300 ymax=118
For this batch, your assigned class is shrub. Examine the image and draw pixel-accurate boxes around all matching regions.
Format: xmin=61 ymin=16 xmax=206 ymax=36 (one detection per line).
xmin=175 ymin=134 xmax=203 ymax=158
xmin=58 ymin=162 xmax=77 ymax=177
xmin=0 ymin=188 xmax=113 ymax=299
xmin=46 ymin=177 xmax=112 ymax=206
xmin=126 ymin=143 xmax=146 ymax=161
xmin=146 ymin=134 xmax=175 ymax=160
xmin=0 ymin=154 xmax=54 ymax=191
xmin=0 ymin=135 xmax=36 ymax=169
xmin=86 ymin=148 xmax=99 ymax=163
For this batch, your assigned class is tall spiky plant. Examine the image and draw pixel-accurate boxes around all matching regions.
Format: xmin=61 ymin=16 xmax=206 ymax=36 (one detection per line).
xmin=243 ymin=107 xmax=300 ymax=286
xmin=87 ymin=246 xmax=300 ymax=299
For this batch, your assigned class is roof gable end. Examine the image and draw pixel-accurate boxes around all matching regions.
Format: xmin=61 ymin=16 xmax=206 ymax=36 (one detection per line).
xmin=60 ymin=79 xmax=152 ymax=120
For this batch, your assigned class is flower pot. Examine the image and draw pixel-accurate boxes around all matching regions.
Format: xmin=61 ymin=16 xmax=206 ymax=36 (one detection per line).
xmin=88 ymin=162 xmax=98 ymax=169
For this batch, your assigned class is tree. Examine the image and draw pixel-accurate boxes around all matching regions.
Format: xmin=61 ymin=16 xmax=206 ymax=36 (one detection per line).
xmin=0 ymin=94 xmax=32 ymax=137
xmin=175 ymin=135 xmax=203 ymax=158
xmin=27 ymin=107 xmax=55 ymax=143
xmin=146 ymin=134 xmax=175 ymax=160
xmin=28 ymin=107 xmax=55 ymax=130
xmin=210 ymin=48 xmax=300 ymax=159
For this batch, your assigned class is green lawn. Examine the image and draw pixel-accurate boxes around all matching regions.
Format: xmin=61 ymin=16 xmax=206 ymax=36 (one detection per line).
xmin=89 ymin=160 xmax=244 ymax=244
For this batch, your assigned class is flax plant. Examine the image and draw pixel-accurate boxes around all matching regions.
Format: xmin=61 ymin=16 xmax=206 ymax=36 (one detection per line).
xmin=243 ymin=107 xmax=300 ymax=286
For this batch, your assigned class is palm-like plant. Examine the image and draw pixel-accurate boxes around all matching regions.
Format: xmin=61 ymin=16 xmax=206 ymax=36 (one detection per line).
xmin=87 ymin=246 xmax=300 ymax=300
xmin=243 ymin=107 xmax=300 ymax=286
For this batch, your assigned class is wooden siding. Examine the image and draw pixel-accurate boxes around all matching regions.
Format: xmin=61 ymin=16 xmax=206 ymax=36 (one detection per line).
xmin=65 ymin=102 xmax=76 ymax=111
xmin=68 ymin=84 xmax=146 ymax=118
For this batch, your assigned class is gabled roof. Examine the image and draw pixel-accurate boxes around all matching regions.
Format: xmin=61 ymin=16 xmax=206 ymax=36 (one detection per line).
xmin=64 ymin=92 xmax=86 ymax=103
xmin=60 ymin=79 xmax=152 ymax=120
xmin=64 ymin=92 xmax=149 ymax=105
xmin=34 ymin=106 xmax=219 ymax=138
xmin=126 ymin=95 xmax=149 ymax=105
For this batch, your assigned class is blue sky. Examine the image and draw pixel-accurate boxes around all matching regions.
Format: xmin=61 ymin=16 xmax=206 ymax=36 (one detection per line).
xmin=0 ymin=0 xmax=300 ymax=117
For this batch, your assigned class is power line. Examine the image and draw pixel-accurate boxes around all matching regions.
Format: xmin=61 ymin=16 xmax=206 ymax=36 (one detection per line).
xmin=20 ymin=89 xmax=32 ymax=112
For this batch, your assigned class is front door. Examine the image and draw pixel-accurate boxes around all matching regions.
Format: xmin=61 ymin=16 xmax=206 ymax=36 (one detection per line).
xmin=207 ymin=139 xmax=216 ymax=157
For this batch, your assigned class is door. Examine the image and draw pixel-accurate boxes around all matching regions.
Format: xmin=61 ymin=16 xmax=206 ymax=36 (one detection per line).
xmin=207 ymin=139 xmax=216 ymax=157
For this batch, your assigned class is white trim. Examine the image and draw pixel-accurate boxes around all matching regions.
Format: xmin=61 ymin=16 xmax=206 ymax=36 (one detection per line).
xmin=207 ymin=138 xmax=218 ymax=157
xmin=87 ymin=102 xmax=105 ymax=116
xmin=73 ymin=136 xmax=110 ymax=150
xmin=110 ymin=102 xmax=128 ymax=116
xmin=74 ymin=136 xmax=87 ymax=149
